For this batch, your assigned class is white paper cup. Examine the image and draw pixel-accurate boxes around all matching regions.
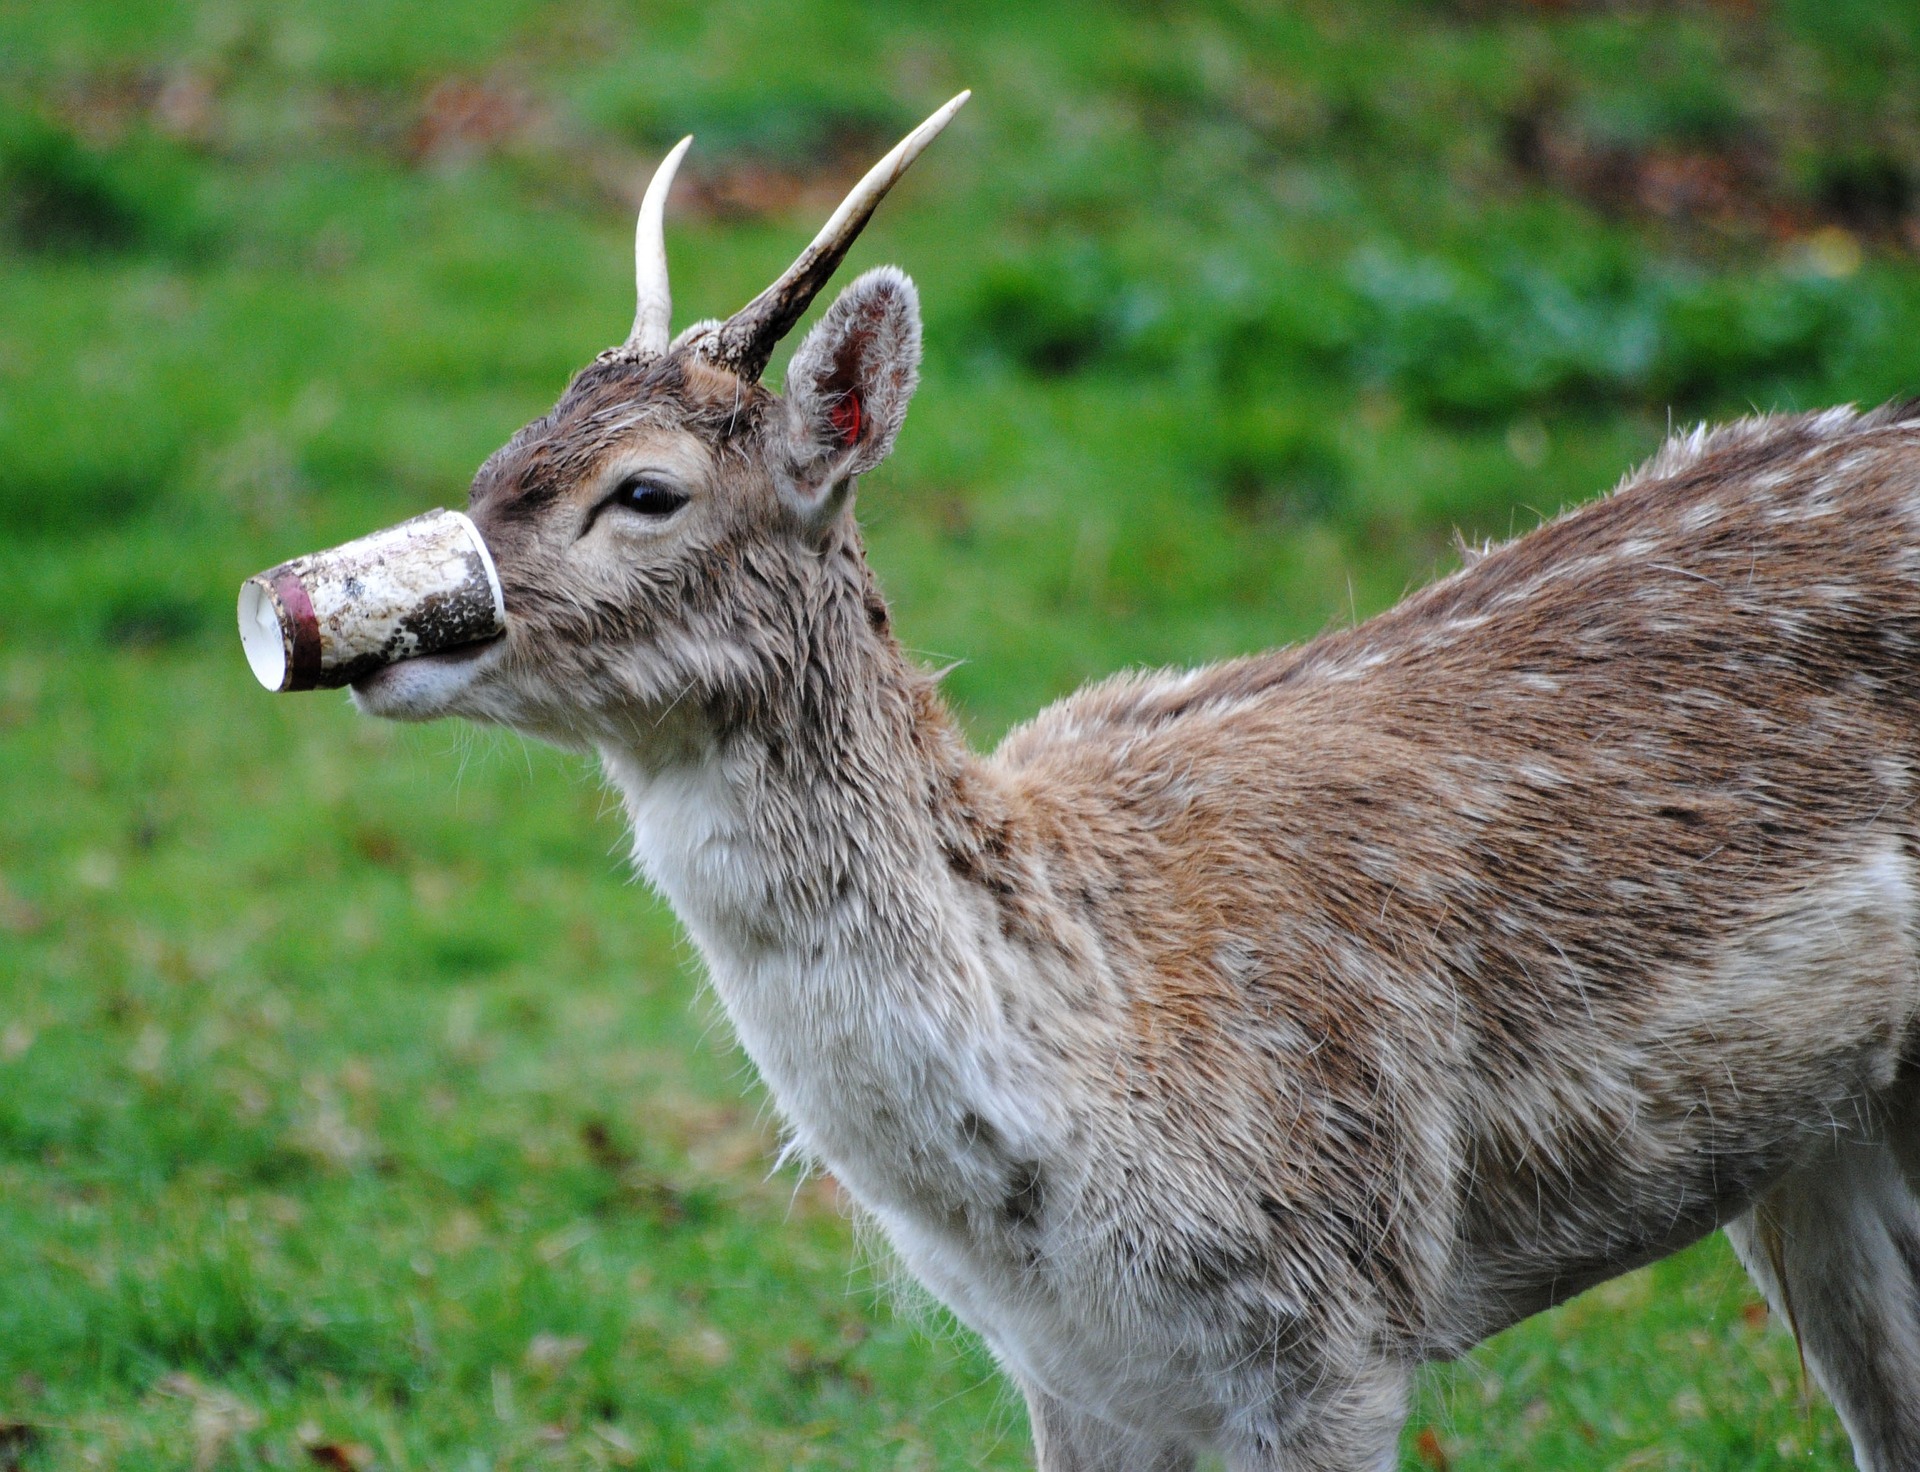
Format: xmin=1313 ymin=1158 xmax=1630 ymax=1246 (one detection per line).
xmin=238 ymin=509 xmax=505 ymax=692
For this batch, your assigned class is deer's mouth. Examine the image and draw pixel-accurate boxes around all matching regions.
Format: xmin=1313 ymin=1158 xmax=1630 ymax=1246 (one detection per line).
xmin=350 ymin=632 xmax=506 ymax=722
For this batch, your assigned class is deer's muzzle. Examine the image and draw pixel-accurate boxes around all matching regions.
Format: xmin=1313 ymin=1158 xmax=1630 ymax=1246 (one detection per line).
xmin=237 ymin=509 xmax=505 ymax=692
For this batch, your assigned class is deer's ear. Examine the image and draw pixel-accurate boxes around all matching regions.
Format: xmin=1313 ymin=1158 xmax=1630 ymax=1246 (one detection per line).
xmin=779 ymin=267 xmax=921 ymax=517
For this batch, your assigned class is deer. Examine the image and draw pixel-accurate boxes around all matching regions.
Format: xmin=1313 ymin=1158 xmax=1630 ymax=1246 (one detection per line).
xmin=338 ymin=92 xmax=1920 ymax=1470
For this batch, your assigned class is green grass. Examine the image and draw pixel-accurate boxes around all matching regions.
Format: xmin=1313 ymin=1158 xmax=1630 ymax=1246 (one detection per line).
xmin=3 ymin=0 xmax=1917 ymax=1465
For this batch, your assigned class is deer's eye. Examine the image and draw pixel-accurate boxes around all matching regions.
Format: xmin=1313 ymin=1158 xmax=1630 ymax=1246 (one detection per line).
xmin=610 ymin=476 xmax=689 ymax=519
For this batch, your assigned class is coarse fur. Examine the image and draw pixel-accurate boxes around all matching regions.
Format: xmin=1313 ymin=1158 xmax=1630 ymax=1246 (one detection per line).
xmin=350 ymin=256 xmax=1920 ymax=1468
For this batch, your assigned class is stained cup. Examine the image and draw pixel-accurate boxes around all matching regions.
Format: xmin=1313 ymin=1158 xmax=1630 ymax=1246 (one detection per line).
xmin=238 ymin=508 xmax=505 ymax=692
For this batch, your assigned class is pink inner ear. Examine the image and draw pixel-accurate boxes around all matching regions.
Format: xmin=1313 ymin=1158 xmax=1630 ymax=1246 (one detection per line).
xmin=829 ymin=392 xmax=863 ymax=446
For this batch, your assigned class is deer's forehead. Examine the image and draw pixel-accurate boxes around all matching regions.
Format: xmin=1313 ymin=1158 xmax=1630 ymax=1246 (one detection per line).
xmin=471 ymin=354 xmax=785 ymax=527
xmin=549 ymin=359 xmax=772 ymax=456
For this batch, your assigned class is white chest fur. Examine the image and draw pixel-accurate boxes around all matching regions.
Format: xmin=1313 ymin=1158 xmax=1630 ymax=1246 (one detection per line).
xmin=598 ymin=742 xmax=1049 ymax=1220
xmin=595 ymin=740 xmax=1242 ymax=1433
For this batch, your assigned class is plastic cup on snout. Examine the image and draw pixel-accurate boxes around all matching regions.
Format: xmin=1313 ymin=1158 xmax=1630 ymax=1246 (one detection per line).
xmin=237 ymin=509 xmax=506 ymax=692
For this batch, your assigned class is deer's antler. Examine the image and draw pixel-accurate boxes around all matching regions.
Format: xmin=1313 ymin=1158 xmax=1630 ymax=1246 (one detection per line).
xmin=699 ymin=90 xmax=970 ymax=382
xmin=626 ymin=134 xmax=692 ymax=358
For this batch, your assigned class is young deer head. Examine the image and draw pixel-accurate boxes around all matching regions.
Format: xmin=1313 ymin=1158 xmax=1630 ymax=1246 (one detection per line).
xmin=350 ymin=94 xmax=965 ymax=753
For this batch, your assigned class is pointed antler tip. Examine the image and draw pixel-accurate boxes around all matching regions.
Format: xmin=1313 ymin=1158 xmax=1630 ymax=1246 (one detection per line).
xmin=626 ymin=136 xmax=694 ymax=357
xmin=701 ymin=90 xmax=972 ymax=380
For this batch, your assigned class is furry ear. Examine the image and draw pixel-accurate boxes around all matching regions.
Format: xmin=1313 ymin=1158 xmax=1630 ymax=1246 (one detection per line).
xmin=779 ymin=266 xmax=922 ymax=518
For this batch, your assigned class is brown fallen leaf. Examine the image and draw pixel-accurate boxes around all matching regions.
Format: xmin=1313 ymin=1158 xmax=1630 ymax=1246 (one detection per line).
xmin=1414 ymin=1425 xmax=1451 ymax=1472
xmin=306 ymin=1441 xmax=373 ymax=1469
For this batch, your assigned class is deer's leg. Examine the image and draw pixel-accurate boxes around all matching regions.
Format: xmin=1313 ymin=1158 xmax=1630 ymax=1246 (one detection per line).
xmin=1726 ymin=1128 xmax=1920 ymax=1472
xmin=1019 ymin=1382 xmax=1196 ymax=1472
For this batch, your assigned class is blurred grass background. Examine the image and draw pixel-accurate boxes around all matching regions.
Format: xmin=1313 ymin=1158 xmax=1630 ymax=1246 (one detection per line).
xmin=3 ymin=1 xmax=1918 ymax=1466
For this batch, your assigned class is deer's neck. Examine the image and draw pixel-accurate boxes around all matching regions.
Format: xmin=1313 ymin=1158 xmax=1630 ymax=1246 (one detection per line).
xmin=597 ymin=597 xmax=1035 ymax=1212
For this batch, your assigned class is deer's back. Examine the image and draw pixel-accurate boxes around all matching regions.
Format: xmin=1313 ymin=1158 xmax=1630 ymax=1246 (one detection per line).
xmin=984 ymin=404 xmax=1920 ymax=1351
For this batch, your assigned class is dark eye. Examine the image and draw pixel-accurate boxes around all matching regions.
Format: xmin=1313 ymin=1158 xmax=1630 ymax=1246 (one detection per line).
xmin=611 ymin=476 xmax=689 ymax=519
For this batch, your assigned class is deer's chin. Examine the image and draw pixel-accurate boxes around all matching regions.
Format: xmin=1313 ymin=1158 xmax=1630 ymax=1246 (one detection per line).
xmin=350 ymin=637 xmax=503 ymax=723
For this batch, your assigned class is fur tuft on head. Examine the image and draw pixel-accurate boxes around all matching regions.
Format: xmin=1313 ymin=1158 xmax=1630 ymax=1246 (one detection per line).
xmin=670 ymin=318 xmax=724 ymax=356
